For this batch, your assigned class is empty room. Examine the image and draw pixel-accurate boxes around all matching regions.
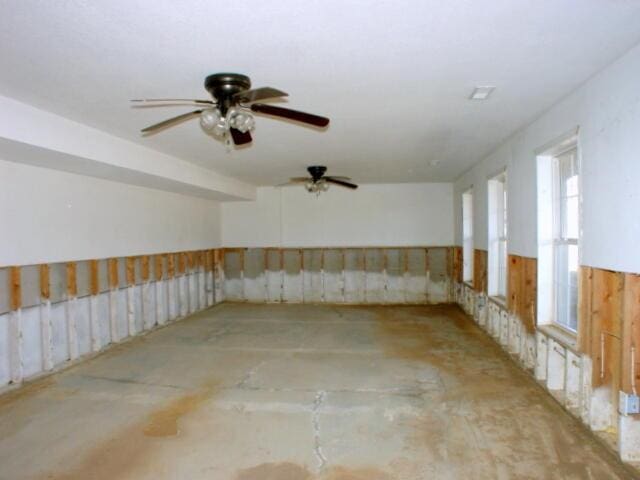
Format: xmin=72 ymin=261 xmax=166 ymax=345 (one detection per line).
xmin=1 ymin=1 xmax=640 ymax=478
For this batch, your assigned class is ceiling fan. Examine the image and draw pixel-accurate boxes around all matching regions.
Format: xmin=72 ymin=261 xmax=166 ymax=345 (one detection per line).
xmin=283 ymin=166 xmax=358 ymax=194
xmin=131 ymin=73 xmax=329 ymax=146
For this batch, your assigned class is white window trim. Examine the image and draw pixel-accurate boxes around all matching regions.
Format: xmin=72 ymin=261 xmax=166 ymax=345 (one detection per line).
xmin=536 ymin=128 xmax=581 ymax=337
xmin=488 ymin=171 xmax=507 ymax=299
xmin=550 ymin=146 xmax=580 ymax=333
xmin=462 ymin=188 xmax=474 ymax=284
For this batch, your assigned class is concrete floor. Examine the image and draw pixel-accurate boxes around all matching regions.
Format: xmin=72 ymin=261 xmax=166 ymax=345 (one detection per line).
xmin=0 ymin=304 xmax=635 ymax=480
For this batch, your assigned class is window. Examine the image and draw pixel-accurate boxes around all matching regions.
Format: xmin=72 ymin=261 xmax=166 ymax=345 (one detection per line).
xmin=552 ymin=148 xmax=579 ymax=331
xmin=537 ymin=131 xmax=580 ymax=334
xmin=462 ymin=189 xmax=474 ymax=283
xmin=488 ymin=172 xmax=507 ymax=298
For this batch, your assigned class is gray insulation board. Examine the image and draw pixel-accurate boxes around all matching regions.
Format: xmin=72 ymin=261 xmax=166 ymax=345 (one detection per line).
xmin=21 ymin=265 xmax=40 ymax=308
xmin=0 ymin=268 xmax=8 ymax=313
xmin=50 ymin=263 xmax=68 ymax=304
xmin=428 ymin=248 xmax=448 ymax=281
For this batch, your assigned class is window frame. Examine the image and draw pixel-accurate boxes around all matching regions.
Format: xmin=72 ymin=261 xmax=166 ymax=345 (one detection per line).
xmin=535 ymin=128 xmax=581 ymax=338
xmin=488 ymin=171 xmax=508 ymax=300
xmin=462 ymin=188 xmax=474 ymax=284
xmin=550 ymin=147 xmax=580 ymax=333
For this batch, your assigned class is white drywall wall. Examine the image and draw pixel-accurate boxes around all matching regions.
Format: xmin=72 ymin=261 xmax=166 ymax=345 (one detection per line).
xmin=0 ymin=159 xmax=221 ymax=266
xmin=454 ymin=41 xmax=640 ymax=274
xmin=222 ymin=183 xmax=454 ymax=247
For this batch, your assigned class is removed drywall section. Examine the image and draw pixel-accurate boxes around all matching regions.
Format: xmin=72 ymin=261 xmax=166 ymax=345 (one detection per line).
xmin=223 ymin=250 xmax=243 ymax=301
xmin=323 ymin=249 xmax=344 ymax=303
xmin=266 ymin=249 xmax=283 ymax=303
xmin=456 ymin=264 xmax=640 ymax=464
xmin=364 ymin=249 xmax=385 ymax=303
xmin=405 ymin=248 xmax=427 ymax=303
xmin=0 ymin=249 xmax=223 ymax=391
xmin=244 ymin=249 xmax=267 ymax=302
xmin=344 ymin=249 xmax=366 ymax=304
xmin=282 ymin=250 xmax=303 ymax=303
xmin=427 ymin=248 xmax=450 ymax=304
xmin=220 ymin=246 xmax=455 ymax=305
xmin=385 ymin=249 xmax=405 ymax=303
xmin=302 ymin=249 xmax=323 ymax=303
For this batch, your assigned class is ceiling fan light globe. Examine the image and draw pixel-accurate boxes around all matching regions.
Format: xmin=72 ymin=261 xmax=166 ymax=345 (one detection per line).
xmin=199 ymin=108 xmax=221 ymax=132
xmin=231 ymin=112 xmax=255 ymax=133
xmin=212 ymin=120 xmax=228 ymax=137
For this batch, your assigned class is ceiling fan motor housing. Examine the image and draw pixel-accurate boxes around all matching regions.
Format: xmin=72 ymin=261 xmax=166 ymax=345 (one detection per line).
xmin=204 ymin=73 xmax=251 ymax=113
xmin=307 ymin=165 xmax=327 ymax=182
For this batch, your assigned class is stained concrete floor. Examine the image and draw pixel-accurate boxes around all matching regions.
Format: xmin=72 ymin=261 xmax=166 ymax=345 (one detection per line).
xmin=0 ymin=304 xmax=635 ymax=479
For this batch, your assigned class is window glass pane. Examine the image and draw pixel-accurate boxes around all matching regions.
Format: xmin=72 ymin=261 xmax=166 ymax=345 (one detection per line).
xmin=498 ymin=239 xmax=507 ymax=296
xmin=565 ymin=194 xmax=579 ymax=239
xmin=554 ymin=242 xmax=579 ymax=332
xmin=568 ymin=244 xmax=578 ymax=331
xmin=462 ymin=190 xmax=473 ymax=282
xmin=551 ymin=146 xmax=579 ymax=332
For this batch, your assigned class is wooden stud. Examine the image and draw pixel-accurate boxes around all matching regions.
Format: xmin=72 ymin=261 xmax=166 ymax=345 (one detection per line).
xmin=425 ymin=247 xmax=430 ymax=275
xmin=125 ymin=257 xmax=136 ymax=286
xmin=452 ymin=246 xmax=463 ymax=283
xmin=578 ymin=266 xmax=593 ymax=354
xmin=403 ymin=248 xmax=409 ymax=274
xmin=167 ymin=253 xmax=175 ymax=278
xmin=108 ymin=258 xmax=119 ymax=289
xmin=507 ymin=255 xmax=521 ymax=314
xmin=590 ymin=268 xmax=624 ymax=389
xmin=520 ymin=257 xmax=537 ymax=333
xmin=89 ymin=259 xmax=99 ymax=296
xmin=40 ymin=264 xmax=50 ymax=300
xmin=39 ymin=263 xmax=53 ymax=371
xmin=154 ymin=255 xmax=164 ymax=280
xmin=9 ymin=266 xmax=21 ymax=311
xmin=177 ymin=252 xmax=186 ymax=275
xmin=473 ymin=249 xmax=488 ymax=293
xmin=187 ymin=251 xmax=195 ymax=271
xmin=219 ymin=248 xmax=225 ymax=270
xmin=203 ymin=250 xmax=212 ymax=272
xmin=621 ymin=274 xmax=640 ymax=394
xmin=141 ymin=255 xmax=150 ymax=282
xmin=66 ymin=262 xmax=77 ymax=297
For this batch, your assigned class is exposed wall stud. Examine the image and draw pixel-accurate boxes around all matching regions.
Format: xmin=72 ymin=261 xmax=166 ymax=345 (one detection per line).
xmin=88 ymin=260 xmax=101 ymax=352
xmin=9 ymin=266 xmax=23 ymax=383
xmin=125 ymin=257 xmax=137 ymax=336
xmin=108 ymin=258 xmax=120 ymax=342
xmin=66 ymin=262 xmax=79 ymax=360
xmin=39 ymin=264 xmax=53 ymax=371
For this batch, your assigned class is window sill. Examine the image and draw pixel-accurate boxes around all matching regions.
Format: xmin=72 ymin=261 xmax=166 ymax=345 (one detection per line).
xmin=538 ymin=323 xmax=578 ymax=353
xmin=489 ymin=295 xmax=507 ymax=309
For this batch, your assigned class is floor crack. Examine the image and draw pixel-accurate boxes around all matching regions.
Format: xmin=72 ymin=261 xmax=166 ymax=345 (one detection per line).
xmin=236 ymin=361 xmax=266 ymax=389
xmin=312 ymin=390 xmax=328 ymax=471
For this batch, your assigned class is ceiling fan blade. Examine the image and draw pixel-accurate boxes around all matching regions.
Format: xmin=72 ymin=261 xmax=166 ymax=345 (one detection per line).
xmin=325 ymin=178 xmax=358 ymax=189
xmin=230 ymin=128 xmax=252 ymax=146
xmin=131 ymin=98 xmax=214 ymax=105
xmin=141 ymin=109 xmax=203 ymax=134
xmin=233 ymin=87 xmax=288 ymax=103
xmin=289 ymin=177 xmax=311 ymax=183
xmin=250 ymin=104 xmax=329 ymax=127
xmin=324 ymin=175 xmax=352 ymax=181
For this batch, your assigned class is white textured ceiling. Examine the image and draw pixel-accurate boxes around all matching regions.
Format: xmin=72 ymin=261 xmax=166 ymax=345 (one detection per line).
xmin=1 ymin=1 xmax=640 ymax=185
